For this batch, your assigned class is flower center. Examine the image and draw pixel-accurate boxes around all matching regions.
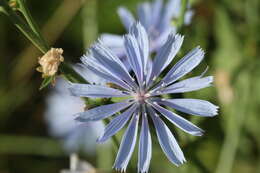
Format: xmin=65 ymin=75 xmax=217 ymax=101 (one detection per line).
xmin=133 ymin=91 xmax=150 ymax=104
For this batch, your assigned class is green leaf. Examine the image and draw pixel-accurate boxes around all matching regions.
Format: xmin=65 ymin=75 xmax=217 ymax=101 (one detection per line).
xmin=39 ymin=76 xmax=54 ymax=90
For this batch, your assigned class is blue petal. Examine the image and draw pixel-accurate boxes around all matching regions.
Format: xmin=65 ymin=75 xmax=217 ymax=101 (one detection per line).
xmin=91 ymin=43 xmax=137 ymax=88
xmin=130 ymin=22 xmax=149 ymax=76
xmin=148 ymin=34 xmax=184 ymax=86
xmin=69 ymin=84 xmax=129 ymax=98
xmin=97 ymin=104 xmax=138 ymax=143
xmin=158 ymin=98 xmax=219 ymax=117
xmin=151 ymin=27 xmax=174 ymax=51
xmin=138 ymin=109 xmax=152 ymax=173
xmin=158 ymin=0 xmax=181 ymax=32
xmin=145 ymin=59 xmax=153 ymax=85
xmin=184 ymin=10 xmax=194 ymax=25
xmin=137 ymin=2 xmax=152 ymax=30
xmin=157 ymin=76 xmax=213 ymax=94
xmin=117 ymin=7 xmax=136 ymax=31
xmin=74 ymin=64 xmax=107 ymax=85
xmin=151 ymin=103 xmax=204 ymax=136
xmin=75 ymin=101 xmax=133 ymax=122
xmin=100 ymin=33 xmax=124 ymax=51
xmin=148 ymin=106 xmax=186 ymax=166
xmin=151 ymin=0 xmax=163 ymax=28
xmin=163 ymin=46 xmax=205 ymax=85
xmin=81 ymin=56 xmax=132 ymax=90
xmin=113 ymin=114 xmax=139 ymax=172
xmin=124 ymin=34 xmax=144 ymax=85
xmin=166 ymin=0 xmax=181 ymax=18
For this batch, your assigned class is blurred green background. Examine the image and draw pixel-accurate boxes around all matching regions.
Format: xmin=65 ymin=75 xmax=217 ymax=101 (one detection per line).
xmin=0 ymin=0 xmax=260 ymax=173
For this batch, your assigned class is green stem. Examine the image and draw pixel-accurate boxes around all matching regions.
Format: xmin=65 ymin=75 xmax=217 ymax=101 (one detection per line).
xmin=82 ymin=0 xmax=98 ymax=49
xmin=17 ymin=0 xmax=49 ymax=50
xmin=177 ymin=0 xmax=188 ymax=29
xmin=0 ymin=0 xmax=48 ymax=53
xmin=215 ymin=71 xmax=250 ymax=173
xmin=0 ymin=6 xmax=4 ymax=13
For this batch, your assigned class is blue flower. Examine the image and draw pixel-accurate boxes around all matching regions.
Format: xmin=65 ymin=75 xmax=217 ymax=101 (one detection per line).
xmin=45 ymin=67 xmax=105 ymax=154
xmin=101 ymin=0 xmax=193 ymax=59
xmin=69 ymin=23 xmax=218 ymax=172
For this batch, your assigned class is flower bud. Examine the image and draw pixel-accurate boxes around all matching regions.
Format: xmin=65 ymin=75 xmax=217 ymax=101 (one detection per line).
xmin=37 ymin=48 xmax=64 ymax=77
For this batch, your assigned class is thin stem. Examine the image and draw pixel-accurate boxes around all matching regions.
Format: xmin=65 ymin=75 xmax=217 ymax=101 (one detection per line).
xmin=82 ymin=0 xmax=98 ymax=49
xmin=0 ymin=0 xmax=48 ymax=53
xmin=215 ymin=71 xmax=250 ymax=173
xmin=0 ymin=6 xmax=4 ymax=13
xmin=17 ymin=0 xmax=49 ymax=50
xmin=177 ymin=0 xmax=188 ymax=29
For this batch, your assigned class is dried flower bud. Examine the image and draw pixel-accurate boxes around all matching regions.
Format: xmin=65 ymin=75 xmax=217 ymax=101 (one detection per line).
xmin=37 ymin=48 xmax=64 ymax=77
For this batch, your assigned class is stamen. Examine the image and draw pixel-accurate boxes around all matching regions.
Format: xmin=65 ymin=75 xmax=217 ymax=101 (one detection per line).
xmin=161 ymin=82 xmax=166 ymax=87
xmin=132 ymin=91 xmax=150 ymax=104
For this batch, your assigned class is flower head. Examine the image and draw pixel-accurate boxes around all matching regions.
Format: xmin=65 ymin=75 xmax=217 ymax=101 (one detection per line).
xmin=69 ymin=23 xmax=218 ymax=172
xmin=101 ymin=0 xmax=193 ymax=59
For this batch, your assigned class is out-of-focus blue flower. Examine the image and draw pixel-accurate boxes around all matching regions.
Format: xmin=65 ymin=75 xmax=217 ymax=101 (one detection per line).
xmin=45 ymin=67 xmax=105 ymax=154
xmin=69 ymin=23 xmax=218 ymax=172
xmin=101 ymin=0 xmax=193 ymax=59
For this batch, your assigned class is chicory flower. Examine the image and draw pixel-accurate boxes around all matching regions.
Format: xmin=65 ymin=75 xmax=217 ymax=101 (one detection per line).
xmin=69 ymin=23 xmax=218 ymax=172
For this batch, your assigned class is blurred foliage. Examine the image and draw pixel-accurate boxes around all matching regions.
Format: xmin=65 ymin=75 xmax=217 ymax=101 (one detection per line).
xmin=0 ymin=0 xmax=260 ymax=173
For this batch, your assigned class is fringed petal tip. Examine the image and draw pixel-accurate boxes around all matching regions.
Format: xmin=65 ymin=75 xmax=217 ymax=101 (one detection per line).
xmin=167 ymin=156 xmax=186 ymax=167
xmin=211 ymin=104 xmax=220 ymax=117
xmin=138 ymin=168 xmax=150 ymax=173
xmin=175 ymin=158 xmax=187 ymax=167
xmin=191 ymin=129 xmax=204 ymax=136
xmin=199 ymin=100 xmax=219 ymax=117
xmin=173 ymin=33 xmax=185 ymax=41
xmin=113 ymin=166 xmax=127 ymax=173
xmin=138 ymin=162 xmax=151 ymax=173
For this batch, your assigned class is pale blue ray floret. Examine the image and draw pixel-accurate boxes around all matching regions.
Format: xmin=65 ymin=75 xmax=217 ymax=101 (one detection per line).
xmin=69 ymin=23 xmax=218 ymax=172
xmin=101 ymin=0 xmax=194 ymax=58
xmin=45 ymin=67 xmax=105 ymax=154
